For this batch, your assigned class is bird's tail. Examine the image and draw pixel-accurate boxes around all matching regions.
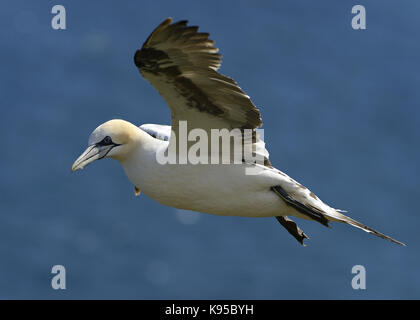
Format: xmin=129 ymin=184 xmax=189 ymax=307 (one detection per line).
xmin=330 ymin=210 xmax=405 ymax=246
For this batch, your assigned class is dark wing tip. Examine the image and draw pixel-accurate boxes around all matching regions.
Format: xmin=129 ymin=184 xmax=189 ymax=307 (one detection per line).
xmin=162 ymin=17 xmax=173 ymax=25
xmin=142 ymin=17 xmax=173 ymax=47
xmin=172 ymin=19 xmax=189 ymax=27
xmin=271 ymin=186 xmax=330 ymax=227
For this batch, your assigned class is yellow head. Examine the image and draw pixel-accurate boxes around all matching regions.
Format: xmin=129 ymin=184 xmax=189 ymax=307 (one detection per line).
xmin=71 ymin=119 xmax=143 ymax=172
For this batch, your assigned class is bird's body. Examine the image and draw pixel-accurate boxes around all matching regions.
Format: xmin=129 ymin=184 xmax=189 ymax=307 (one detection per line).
xmin=71 ymin=18 xmax=405 ymax=246
xmin=121 ymin=131 xmax=287 ymax=217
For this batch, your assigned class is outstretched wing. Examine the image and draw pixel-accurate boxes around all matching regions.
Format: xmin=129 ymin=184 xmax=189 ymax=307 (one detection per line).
xmin=134 ymin=18 xmax=262 ymax=134
xmin=266 ymin=164 xmax=405 ymax=246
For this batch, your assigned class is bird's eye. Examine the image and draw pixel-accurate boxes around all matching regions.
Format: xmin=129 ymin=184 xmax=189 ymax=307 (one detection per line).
xmin=102 ymin=136 xmax=112 ymax=145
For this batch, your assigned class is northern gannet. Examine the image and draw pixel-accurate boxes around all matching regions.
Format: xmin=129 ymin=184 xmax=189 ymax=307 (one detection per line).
xmin=71 ymin=18 xmax=404 ymax=246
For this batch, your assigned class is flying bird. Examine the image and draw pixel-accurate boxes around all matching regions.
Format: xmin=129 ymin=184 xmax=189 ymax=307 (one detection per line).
xmin=71 ymin=18 xmax=404 ymax=246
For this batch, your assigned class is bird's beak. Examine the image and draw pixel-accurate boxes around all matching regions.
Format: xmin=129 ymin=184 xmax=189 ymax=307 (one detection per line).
xmin=71 ymin=144 xmax=113 ymax=172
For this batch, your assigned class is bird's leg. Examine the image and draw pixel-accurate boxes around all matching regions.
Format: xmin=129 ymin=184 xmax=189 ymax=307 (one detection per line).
xmin=275 ymin=216 xmax=309 ymax=246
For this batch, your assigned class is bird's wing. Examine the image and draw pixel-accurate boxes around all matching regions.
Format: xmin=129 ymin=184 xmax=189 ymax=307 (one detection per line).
xmin=261 ymin=164 xmax=405 ymax=246
xmin=134 ymin=18 xmax=262 ymax=136
xmin=139 ymin=123 xmax=171 ymax=141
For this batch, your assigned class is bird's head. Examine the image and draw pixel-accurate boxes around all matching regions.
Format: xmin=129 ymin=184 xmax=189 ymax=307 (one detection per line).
xmin=71 ymin=119 xmax=140 ymax=172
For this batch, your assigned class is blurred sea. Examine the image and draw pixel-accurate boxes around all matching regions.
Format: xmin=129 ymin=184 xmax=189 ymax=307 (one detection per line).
xmin=0 ymin=0 xmax=419 ymax=299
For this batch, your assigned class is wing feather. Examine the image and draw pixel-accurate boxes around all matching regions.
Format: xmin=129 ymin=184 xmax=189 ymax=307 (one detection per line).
xmin=134 ymin=18 xmax=262 ymax=132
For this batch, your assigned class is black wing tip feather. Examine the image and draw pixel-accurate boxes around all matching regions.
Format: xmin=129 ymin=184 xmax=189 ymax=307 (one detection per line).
xmin=163 ymin=17 xmax=174 ymax=24
xmin=142 ymin=17 xmax=173 ymax=47
xmin=144 ymin=18 xmax=214 ymax=48
xmin=136 ymin=17 xmax=219 ymax=73
xmin=172 ymin=19 xmax=188 ymax=26
xmin=167 ymin=20 xmax=212 ymax=42
xmin=346 ymin=218 xmax=406 ymax=246
xmin=135 ymin=17 xmax=263 ymax=130
xmin=271 ymin=186 xmax=330 ymax=227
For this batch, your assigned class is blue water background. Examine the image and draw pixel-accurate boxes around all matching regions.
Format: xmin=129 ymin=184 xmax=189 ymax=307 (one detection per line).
xmin=0 ymin=0 xmax=419 ymax=299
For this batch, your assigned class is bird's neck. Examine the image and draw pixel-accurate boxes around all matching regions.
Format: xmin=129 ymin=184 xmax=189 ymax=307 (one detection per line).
xmin=110 ymin=125 xmax=155 ymax=162
xmin=119 ymin=134 xmax=169 ymax=192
